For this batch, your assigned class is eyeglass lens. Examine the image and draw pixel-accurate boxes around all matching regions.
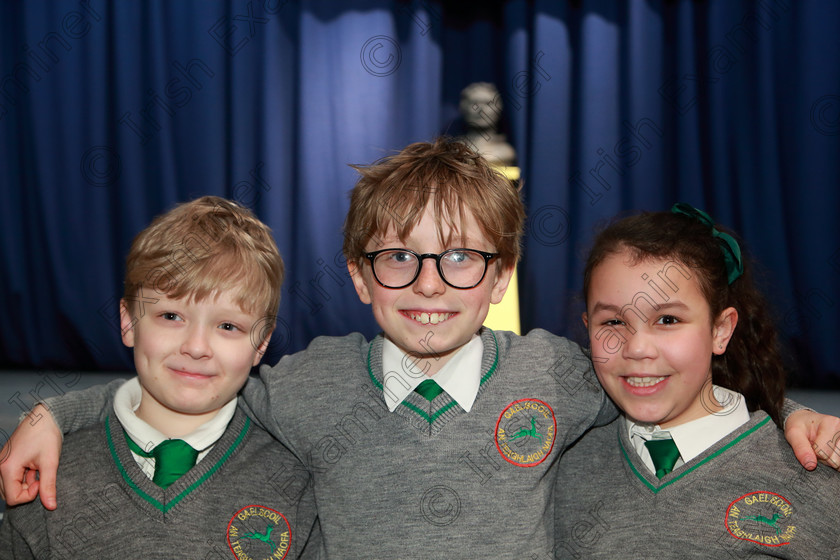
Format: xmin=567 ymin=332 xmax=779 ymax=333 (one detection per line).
xmin=372 ymin=250 xmax=487 ymax=288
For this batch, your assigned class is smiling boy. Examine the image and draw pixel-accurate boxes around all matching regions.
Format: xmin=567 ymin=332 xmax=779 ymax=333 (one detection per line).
xmin=350 ymin=203 xmax=509 ymax=372
xmin=0 ymin=197 xmax=318 ymax=559
xmin=4 ymin=140 xmax=614 ymax=558
xmin=124 ymin=291 xmax=269 ymax=438
xmin=1 ymin=143 xmax=838 ymax=559
xmin=227 ymin=138 xmax=616 ymax=558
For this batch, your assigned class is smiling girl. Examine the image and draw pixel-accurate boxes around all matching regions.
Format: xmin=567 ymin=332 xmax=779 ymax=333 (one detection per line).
xmin=555 ymin=204 xmax=840 ymax=559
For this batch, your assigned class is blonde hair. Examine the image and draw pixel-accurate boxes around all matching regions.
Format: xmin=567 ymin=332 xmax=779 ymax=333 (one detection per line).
xmin=123 ymin=196 xmax=284 ymax=320
xmin=343 ymin=137 xmax=525 ymax=269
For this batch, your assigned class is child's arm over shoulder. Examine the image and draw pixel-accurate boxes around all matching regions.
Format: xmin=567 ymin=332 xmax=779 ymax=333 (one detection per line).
xmin=239 ymin=332 xmax=370 ymax=460
xmin=513 ymin=328 xmax=618 ymax=427
xmin=239 ymin=372 xmax=287 ymax=444
xmin=45 ymin=379 xmax=124 ymax=433
xmin=782 ymin=401 xmax=840 ymax=471
xmin=562 ymin=335 xmax=619 ymax=428
xmin=0 ymin=379 xmax=124 ymax=509
xmin=592 ymin=384 xmax=619 ymax=427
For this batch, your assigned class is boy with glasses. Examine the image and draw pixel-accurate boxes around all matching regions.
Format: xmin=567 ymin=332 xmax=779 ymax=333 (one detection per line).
xmin=2 ymin=140 xmax=603 ymax=558
xmin=2 ymin=140 xmax=836 ymax=559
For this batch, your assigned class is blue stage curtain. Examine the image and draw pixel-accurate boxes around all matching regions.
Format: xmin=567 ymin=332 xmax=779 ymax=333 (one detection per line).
xmin=1 ymin=0 xmax=838 ymax=388
xmin=513 ymin=0 xmax=840 ymax=390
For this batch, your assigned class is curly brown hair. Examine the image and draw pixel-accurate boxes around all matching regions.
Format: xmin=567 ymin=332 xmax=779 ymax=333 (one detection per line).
xmin=583 ymin=210 xmax=787 ymax=426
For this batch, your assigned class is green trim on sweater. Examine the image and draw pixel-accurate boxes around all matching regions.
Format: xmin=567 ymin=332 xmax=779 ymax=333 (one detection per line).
xmin=401 ymin=399 xmax=458 ymax=424
xmin=620 ymin=414 xmax=772 ymax=493
xmin=106 ymin=415 xmax=251 ymax=512
xmin=365 ymin=329 xmax=500 ymax=425
xmin=479 ymin=330 xmax=500 ymax=384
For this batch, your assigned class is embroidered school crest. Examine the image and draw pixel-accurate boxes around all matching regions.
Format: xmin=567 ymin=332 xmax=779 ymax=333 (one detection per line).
xmin=494 ymin=399 xmax=556 ymax=467
xmin=227 ymin=505 xmax=292 ymax=559
xmin=725 ymin=492 xmax=795 ymax=547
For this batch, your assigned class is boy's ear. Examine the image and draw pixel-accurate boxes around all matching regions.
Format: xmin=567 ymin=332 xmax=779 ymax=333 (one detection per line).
xmin=252 ymin=330 xmax=272 ymax=367
xmin=119 ymin=299 xmax=137 ymax=348
xmin=489 ymin=264 xmax=515 ymax=305
xmin=712 ymin=307 xmax=738 ymax=355
xmin=348 ymin=260 xmax=372 ymax=304
xmin=581 ymin=312 xmax=589 ymax=330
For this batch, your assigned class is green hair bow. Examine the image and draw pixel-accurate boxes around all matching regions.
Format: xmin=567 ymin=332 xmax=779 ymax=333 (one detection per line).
xmin=671 ymin=203 xmax=744 ymax=285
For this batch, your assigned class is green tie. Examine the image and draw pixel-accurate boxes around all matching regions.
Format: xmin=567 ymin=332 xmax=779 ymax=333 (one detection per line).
xmin=645 ymin=437 xmax=681 ymax=479
xmin=124 ymin=432 xmax=199 ymax=489
xmin=414 ymin=379 xmax=444 ymax=401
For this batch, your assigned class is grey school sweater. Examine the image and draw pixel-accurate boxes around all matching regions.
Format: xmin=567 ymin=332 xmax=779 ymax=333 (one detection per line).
xmin=554 ymin=411 xmax=840 ymax=559
xmin=0 ymin=409 xmax=319 ymax=560
xmin=38 ymin=328 xmax=615 ymax=559
xmin=239 ymin=328 xmax=615 ymax=559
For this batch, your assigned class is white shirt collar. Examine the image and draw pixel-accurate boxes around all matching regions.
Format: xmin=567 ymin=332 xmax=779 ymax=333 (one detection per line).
xmin=381 ymin=335 xmax=483 ymax=413
xmin=626 ymin=385 xmax=750 ymax=474
xmin=114 ymin=377 xmax=237 ymax=478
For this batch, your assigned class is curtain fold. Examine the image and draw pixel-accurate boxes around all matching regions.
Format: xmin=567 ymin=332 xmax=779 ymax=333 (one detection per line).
xmin=1 ymin=0 xmax=837 ymax=387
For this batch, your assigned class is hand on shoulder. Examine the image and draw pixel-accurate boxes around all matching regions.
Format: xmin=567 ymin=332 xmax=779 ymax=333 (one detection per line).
xmin=0 ymin=404 xmax=63 ymax=509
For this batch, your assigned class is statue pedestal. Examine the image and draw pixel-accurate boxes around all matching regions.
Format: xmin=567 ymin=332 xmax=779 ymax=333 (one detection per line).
xmin=483 ymin=166 xmax=521 ymax=334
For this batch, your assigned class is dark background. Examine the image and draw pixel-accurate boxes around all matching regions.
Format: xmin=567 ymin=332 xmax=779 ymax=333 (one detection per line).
xmin=2 ymin=0 xmax=838 ymax=394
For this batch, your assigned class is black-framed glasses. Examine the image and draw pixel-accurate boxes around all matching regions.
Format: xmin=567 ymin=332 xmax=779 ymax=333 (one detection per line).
xmin=364 ymin=248 xmax=499 ymax=289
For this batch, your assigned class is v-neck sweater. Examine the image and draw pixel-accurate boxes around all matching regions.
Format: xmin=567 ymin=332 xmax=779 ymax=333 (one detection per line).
xmin=241 ymin=327 xmax=615 ymax=559
xmin=0 ymin=409 xmax=320 ymax=559
xmin=554 ymin=411 xmax=840 ymax=559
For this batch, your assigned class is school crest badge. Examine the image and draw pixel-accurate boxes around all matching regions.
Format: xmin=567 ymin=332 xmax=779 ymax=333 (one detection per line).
xmin=227 ymin=505 xmax=292 ymax=559
xmin=725 ymin=491 xmax=795 ymax=547
xmin=494 ymin=398 xmax=556 ymax=467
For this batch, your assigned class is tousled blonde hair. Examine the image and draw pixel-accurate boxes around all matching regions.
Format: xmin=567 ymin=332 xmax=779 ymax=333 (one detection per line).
xmin=123 ymin=196 xmax=284 ymax=320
